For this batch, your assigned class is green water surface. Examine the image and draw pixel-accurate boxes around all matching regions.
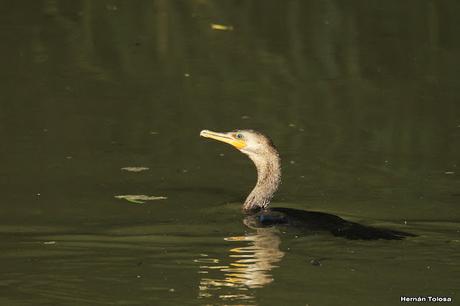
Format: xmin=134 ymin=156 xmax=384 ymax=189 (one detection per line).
xmin=0 ymin=1 xmax=459 ymax=305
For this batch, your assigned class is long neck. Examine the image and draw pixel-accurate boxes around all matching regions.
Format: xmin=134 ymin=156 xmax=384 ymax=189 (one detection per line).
xmin=243 ymin=149 xmax=281 ymax=212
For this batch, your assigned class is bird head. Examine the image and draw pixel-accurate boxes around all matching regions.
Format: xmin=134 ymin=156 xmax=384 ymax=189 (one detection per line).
xmin=200 ymin=129 xmax=276 ymax=157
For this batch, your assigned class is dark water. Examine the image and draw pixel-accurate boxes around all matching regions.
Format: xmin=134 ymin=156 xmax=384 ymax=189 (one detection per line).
xmin=1 ymin=1 xmax=459 ymax=305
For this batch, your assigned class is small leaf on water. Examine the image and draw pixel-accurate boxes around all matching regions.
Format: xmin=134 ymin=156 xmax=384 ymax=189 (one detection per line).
xmin=121 ymin=167 xmax=149 ymax=172
xmin=211 ymin=23 xmax=234 ymax=31
xmin=115 ymin=195 xmax=167 ymax=204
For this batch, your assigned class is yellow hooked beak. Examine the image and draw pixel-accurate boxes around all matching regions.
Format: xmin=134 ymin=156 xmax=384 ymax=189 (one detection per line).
xmin=200 ymin=130 xmax=246 ymax=150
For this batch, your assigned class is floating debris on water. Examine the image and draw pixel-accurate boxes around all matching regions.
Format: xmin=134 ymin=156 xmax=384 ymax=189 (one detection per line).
xmin=211 ymin=23 xmax=234 ymax=31
xmin=445 ymin=171 xmax=455 ymax=175
xmin=115 ymin=195 xmax=167 ymax=204
xmin=121 ymin=167 xmax=149 ymax=172
xmin=43 ymin=241 xmax=56 ymax=245
xmin=150 ymin=131 xmax=159 ymax=135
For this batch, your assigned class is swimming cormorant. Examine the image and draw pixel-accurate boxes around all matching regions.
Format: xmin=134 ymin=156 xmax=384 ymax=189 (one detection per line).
xmin=200 ymin=129 xmax=414 ymax=240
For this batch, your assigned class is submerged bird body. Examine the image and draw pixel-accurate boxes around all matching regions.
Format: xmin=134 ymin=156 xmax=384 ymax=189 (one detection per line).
xmin=200 ymin=129 xmax=414 ymax=240
xmin=247 ymin=207 xmax=412 ymax=240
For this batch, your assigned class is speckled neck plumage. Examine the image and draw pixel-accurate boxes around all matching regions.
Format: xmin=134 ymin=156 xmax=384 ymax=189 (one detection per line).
xmin=243 ymin=147 xmax=281 ymax=212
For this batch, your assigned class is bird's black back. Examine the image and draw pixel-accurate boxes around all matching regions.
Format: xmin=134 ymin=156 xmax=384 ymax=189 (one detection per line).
xmin=246 ymin=207 xmax=415 ymax=240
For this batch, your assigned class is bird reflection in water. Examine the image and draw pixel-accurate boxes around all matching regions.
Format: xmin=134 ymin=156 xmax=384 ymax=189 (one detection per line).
xmin=197 ymin=225 xmax=284 ymax=303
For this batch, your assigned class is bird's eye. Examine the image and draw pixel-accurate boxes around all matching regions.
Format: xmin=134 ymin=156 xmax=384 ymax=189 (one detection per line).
xmin=236 ymin=133 xmax=244 ymax=139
